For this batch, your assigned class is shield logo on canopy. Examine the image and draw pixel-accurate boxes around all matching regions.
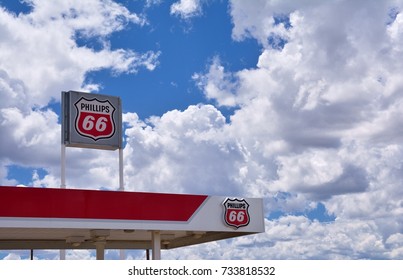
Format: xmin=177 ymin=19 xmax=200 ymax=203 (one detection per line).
xmin=223 ymin=198 xmax=250 ymax=229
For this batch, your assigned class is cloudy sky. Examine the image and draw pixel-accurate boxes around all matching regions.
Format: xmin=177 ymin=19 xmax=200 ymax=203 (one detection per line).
xmin=1 ymin=0 xmax=403 ymax=260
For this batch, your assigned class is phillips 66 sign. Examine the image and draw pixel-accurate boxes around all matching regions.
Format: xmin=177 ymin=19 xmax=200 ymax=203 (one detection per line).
xmin=62 ymin=91 xmax=122 ymax=150
xmin=223 ymin=198 xmax=250 ymax=229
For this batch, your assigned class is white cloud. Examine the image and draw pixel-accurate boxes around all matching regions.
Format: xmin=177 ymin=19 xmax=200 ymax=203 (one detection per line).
xmin=165 ymin=216 xmax=391 ymax=259
xmin=122 ymin=105 xmax=249 ymax=195
xmin=24 ymin=0 xmax=146 ymax=35
xmin=272 ymin=150 xmax=369 ymax=200
xmin=0 ymin=162 xmax=17 ymax=186
xmin=0 ymin=1 xmax=159 ymax=108
xmin=65 ymin=249 xmax=94 ymax=260
xmin=193 ymin=57 xmax=239 ymax=107
xmin=0 ymin=70 xmax=29 ymax=111
xmin=146 ymin=0 xmax=163 ymax=8
xmin=170 ymin=0 xmax=202 ymax=19
xmin=2 ymin=253 xmax=23 ymax=260
xmin=0 ymin=108 xmax=60 ymax=167
xmin=180 ymin=0 xmax=403 ymax=259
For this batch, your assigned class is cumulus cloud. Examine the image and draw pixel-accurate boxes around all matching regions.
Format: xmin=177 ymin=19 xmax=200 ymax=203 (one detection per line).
xmin=0 ymin=70 xmax=29 ymax=111
xmin=165 ymin=216 xmax=392 ymax=259
xmin=122 ymin=105 xmax=248 ymax=195
xmin=170 ymin=0 xmax=202 ymax=19
xmin=181 ymin=0 xmax=403 ymax=259
xmin=0 ymin=1 xmax=159 ymax=108
xmin=193 ymin=57 xmax=239 ymax=107
xmin=2 ymin=252 xmax=23 ymax=260
xmin=23 ymin=0 xmax=146 ymax=35
xmin=190 ymin=0 xmax=403 ymax=199
xmin=0 ymin=163 xmax=17 ymax=186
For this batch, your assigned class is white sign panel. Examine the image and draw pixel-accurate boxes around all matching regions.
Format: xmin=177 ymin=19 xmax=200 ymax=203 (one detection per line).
xmin=62 ymin=91 xmax=122 ymax=150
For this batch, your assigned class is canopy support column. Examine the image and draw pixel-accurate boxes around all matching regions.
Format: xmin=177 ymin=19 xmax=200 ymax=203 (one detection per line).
xmin=95 ymin=241 xmax=106 ymax=260
xmin=151 ymin=231 xmax=161 ymax=260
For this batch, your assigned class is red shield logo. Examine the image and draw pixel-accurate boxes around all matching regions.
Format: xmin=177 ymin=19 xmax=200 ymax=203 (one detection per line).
xmin=223 ymin=198 xmax=250 ymax=229
xmin=74 ymin=97 xmax=116 ymax=141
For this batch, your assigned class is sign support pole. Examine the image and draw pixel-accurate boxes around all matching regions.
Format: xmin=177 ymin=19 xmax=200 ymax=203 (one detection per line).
xmin=61 ymin=91 xmax=124 ymax=260
xmin=60 ymin=144 xmax=66 ymax=260
xmin=118 ymin=148 xmax=124 ymax=191
xmin=118 ymin=147 xmax=125 ymax=260
xmin=60 ymin=92 xmax=66 ymax=260
xmin=61 ymin=144 xmax=66 ymax=189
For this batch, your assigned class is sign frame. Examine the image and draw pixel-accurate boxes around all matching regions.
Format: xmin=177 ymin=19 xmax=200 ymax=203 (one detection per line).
xmin=62 ymin=91 xmax=122 ymax=150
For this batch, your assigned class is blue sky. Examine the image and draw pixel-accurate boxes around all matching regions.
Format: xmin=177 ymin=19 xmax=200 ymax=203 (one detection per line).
xmin=1 ymin=0 xmax=403 ymax=260
xmin=81 ymin=0 xmax=261 ymax=119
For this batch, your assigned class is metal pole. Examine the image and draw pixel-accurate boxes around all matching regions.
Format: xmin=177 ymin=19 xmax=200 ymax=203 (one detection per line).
xmin=118 ymin=148 xmax=126 ymax=259
xmin=119 ymin=248 xmax=126 ymax=260
xmin=61 ymin=144 xmax=66 ymax=189
xmin=30 ymin=249 xmax=33 ymax=260
xmin=118 ymin=148 xmax=124 ymax=191
xmin=95 ymin=242 xmax=106 ymax=260
xmin=60 ymin=144 xmax=66 ymax=260
xmin=151 ymin=231 xmax=161 ymax=260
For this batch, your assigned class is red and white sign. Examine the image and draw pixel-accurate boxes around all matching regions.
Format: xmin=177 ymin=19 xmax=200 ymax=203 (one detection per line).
xmin=74 ymin=97 xmax=116 ymax=141
xmin=62 ymin=91 xmax=122 ymax=150
xmin=223 ymin=198 xmax=250 ymax=229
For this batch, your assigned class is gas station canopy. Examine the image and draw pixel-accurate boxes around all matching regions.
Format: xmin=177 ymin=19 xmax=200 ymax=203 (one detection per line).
xmin=0 ymin=186 xmax=264 ymax=257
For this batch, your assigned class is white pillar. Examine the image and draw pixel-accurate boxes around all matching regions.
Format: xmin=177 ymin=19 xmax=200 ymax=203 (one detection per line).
xmin=61 ymin=144 xmax=66 ymax=189
xmin=60 ymin=144 xmax=66 ymax=260
xmin=119 ymin=249 xmax=126 ymax=260
xmin=152 ymin=231 xmax=161 ymax=260
xmin=60 ymin=250 xmax=66 ymax=260
xmin=95 ymin=241 xmax=106 ymax=260
xmin=118 ymin=148 xmax=125 ymax=259
xmin=118 ymin=148 xmax=124 ymax=191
